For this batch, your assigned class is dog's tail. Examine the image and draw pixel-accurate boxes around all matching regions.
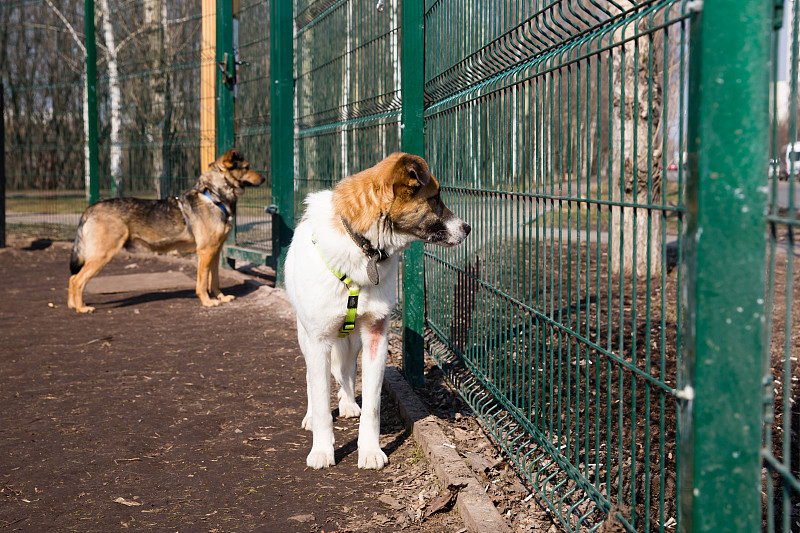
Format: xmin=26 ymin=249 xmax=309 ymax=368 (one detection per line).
xmin=69 ymin=215 xmax=86 ymax=275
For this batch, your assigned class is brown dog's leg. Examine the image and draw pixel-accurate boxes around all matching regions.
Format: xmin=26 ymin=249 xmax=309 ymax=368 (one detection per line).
xmin=68 ymin=250 xmax=121 ymax=313
xmin=209 ymin=247 xmax=235 ymax=303
xmin=69 ymin=221 xmax=127 ymax=313
xmin=195 ymin=248 xmax=220 ymax=307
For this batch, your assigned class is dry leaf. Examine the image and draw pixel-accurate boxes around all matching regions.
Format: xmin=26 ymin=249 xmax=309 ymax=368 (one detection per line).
xmin=113 ymin=497 xmax=141 ymax=507
xmin=378 ymin=494 xmax=403 ymax=510
xmin=424 ymin=483 xmax=467 ymax=517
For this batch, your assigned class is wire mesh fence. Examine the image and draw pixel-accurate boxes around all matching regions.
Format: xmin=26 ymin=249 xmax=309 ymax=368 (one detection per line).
xmin=1 ymin=0 xmax=89 ymax=239
xmin=423 ymin=1 xmax=688 ymax=530
xmin=94 ymin=0 xmax=207 ymax=200
xmin=232 ymin=0 xmax=272 ymax=252
xmin=1 ymin=0 xmax=212 ymax=238
xmin=764 ymin=2 xmax=800 ymax=532
xmin=293 ymin=0 xmax=402 ymax=222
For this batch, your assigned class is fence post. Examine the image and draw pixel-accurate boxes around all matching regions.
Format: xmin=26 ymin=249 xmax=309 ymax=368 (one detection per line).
xmin=201 ymin=0 xmax=217 ymax=169
xmin=0 ymin=82 xmax=5 ymax=248
xmin=216 ymin=0 xmax=234 ymax=155
xmin=400 ymin=0 xmax=425 ymax=387
xmin=85 ymin=0 xmax=99 ymax=205
xmin=270 ymin=0 xmax=294 ymax=284
xmin=680 ymin=1 xmax=771 ymax=531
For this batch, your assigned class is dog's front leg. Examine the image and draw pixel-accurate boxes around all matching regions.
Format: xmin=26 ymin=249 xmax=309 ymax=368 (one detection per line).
xmin=195 ymin=248 xmax=220 ymax=307
xmin=358 ymin=317 xmax=389 ymax=469
xmin=302 ymin=337 xmax=336 ymax=469
xmin=209 ymin=247 xmax=234 ymax=303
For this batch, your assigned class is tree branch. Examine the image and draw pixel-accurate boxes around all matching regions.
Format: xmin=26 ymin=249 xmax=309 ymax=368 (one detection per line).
xmin=44 ymin=0 xmax=85 ymax=55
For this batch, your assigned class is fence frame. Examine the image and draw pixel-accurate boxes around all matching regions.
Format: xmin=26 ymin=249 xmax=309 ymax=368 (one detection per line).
xmin=679 ymin=1 xmax=771 ymax=531
xmin=269 ymin=0 xmax=294 ymax=282
xmin=400 ymin=0 xmax=426 ymax=387
xmin=84 ymin=0 xmax=100 ymax=205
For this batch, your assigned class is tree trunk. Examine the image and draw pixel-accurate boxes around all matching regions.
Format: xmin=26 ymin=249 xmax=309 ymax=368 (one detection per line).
xmin=99 ymin=0 xmax=122 ymax=197
xmin=42 ymin=0 xmax=92 ymax=200
xmin=83 ymin=75 xmax=90 ymax=200
xmin=145 ymin=0 xmax=170 ymax=197
xmin=610 ymin=12 xmax=663 ymax=278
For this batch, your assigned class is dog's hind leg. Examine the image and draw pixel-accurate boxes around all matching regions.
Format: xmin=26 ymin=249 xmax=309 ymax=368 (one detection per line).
xmin=357 ymin=316 xmax=390 ymax=469
xmin=332 ymin=335 xmax=361 ymax=419
xmin=296 ymin=319 xmax=336 ymax=468
xmin=68 ymin=218 xmax=127 ymax=313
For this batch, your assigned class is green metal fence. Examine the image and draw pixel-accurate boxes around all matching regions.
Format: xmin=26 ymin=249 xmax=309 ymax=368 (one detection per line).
xmin=293 ymin=0 xmax=402 ymax=219
xmin=95 ymin=0 xmax=207 ymax=199
xmin=231 ymin=0 xmax=272 ymax=255
xmin=3 ymin=0 xmax=799 ymax=531
xmin=1 ymin=0 xmax=89 ymax=239
xmin=1 ymin=0 xmax=211 ymax=238
xmin=765 ymin=2 xmax=800 ymax=532
xmin=422 ymin=1 xmax=688 ymax=530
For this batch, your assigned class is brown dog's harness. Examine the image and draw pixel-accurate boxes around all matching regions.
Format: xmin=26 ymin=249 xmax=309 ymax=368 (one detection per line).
xmin=177 ymin=197 xmax=194 ymax=237
xmin=202 ymin=190 xmax=231 ymax=220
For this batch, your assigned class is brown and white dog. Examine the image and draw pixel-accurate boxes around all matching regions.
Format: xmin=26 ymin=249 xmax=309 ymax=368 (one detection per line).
xmin=285 ymin=153 xmax=470 ymax=469
xmin=68 ymin=149 xmax=264 ymax=313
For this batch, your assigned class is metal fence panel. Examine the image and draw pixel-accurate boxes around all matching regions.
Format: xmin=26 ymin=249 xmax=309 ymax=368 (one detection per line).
xmin=232 ymin=0 xmax=272 ymax=253
xmin=765 ymin=1 xmax=800 ymax=532
xmin=423 ymin=1 xmax=689 ymax=530
xmin=96 ymin=0 xmax=206 ymax=199
xmin=293 ymin=0 xmax=401 ymax=223
xmin=2 ymin=0 xmax=89 ymax=239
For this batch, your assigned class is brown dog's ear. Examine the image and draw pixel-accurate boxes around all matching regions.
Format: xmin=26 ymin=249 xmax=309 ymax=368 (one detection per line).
xmin=216 ymin=148 xmax=241 ymax=170
xmin=391 ymin=153 xmax=431 ymax=200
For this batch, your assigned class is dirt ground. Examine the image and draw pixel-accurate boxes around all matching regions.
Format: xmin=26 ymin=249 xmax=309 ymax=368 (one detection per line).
xmin=0 ymin=235 xmax=468 ymax=532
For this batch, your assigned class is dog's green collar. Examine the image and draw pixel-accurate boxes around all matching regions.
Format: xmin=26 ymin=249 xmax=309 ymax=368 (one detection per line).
xmin=312 ymin=235 xmax=359 ymax=338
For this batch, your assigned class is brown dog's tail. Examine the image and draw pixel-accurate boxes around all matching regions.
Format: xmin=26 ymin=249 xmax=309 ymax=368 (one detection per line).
xmin=69 ymin=216 xmax=86 ymax=275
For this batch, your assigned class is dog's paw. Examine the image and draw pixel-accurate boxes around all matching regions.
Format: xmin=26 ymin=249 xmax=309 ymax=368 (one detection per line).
xmin=201 ymin=298 xmax=222 ymax=307
xmin=338 ymin=399 xmax=361 ymax=419
xmin=306 ymin=447 xmax=335 ymax=469
xmin=301 ymin=413 xmax=312 ymax=431
xmin=76 ymin=305 xmax=95 ymax=314
xmin=217 ymin=294 xmax=235 ymax=303
xmin=358 ymin=447 xmax=388 ymax=470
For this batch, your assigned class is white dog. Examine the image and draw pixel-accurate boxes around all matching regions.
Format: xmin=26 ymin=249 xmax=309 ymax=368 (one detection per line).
xmin=285 ymin=153 xmax=471 ymax=469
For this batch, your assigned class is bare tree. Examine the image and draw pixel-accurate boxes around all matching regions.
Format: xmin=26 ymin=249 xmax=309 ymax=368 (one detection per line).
xmin=44 ymin=0 xmax=92 ymax=200
xmin=99 ymin=0 xmax=123 ymax=197
xmin=144 ymin=0 xmax=171 ymax=197
xmin=610 ymin=4 xmax=664 ymax=278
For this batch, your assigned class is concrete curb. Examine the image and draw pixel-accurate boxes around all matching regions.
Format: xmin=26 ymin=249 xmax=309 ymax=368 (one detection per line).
xmin=383 ymin=366 xmax=512 ymax=533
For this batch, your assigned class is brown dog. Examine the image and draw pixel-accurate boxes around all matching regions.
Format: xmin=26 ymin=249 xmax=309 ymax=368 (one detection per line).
xmin=68 ymin=149 xmax=264 ymax=313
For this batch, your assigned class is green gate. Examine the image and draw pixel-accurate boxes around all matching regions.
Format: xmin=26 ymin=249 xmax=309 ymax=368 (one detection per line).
xmin=223 ymin=0 xmax=275 ymax=267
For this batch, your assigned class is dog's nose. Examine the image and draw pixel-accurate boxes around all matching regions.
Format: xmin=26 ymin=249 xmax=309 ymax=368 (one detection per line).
xmin=462 ymin=222 xmax=471 ymax=236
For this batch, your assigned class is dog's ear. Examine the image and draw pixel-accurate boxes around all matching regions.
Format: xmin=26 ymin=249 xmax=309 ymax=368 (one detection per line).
xmin=391 ymin=153 xmax=431 ymax=200
xmin=217 ymin=149 xmax=242 ymax=170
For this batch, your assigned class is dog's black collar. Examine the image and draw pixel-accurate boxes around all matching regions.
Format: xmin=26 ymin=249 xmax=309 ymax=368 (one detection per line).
xmin=340 ymin=217 xmax=389 ymax=285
